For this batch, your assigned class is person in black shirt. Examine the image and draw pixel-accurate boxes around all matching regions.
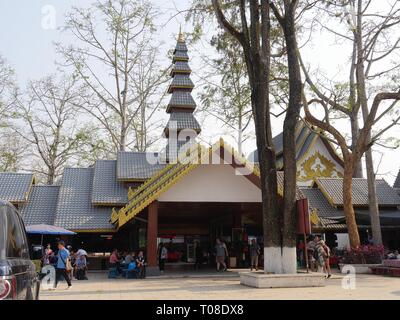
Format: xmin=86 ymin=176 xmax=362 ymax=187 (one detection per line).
xmin=136 ymin=251 xmax=146 ymax=279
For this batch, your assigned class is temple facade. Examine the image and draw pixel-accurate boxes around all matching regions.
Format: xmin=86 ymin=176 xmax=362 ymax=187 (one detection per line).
xmin=1 ymin=32 xmax=400 ymax=271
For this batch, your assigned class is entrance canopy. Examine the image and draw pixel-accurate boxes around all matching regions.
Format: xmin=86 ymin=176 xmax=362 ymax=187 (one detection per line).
xmin=112 ymin=139 xmax=306 ymax=230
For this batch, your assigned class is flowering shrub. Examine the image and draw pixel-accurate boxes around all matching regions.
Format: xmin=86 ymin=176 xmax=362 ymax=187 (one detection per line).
xmin=341 ymin=245 xmax=384 ymax=264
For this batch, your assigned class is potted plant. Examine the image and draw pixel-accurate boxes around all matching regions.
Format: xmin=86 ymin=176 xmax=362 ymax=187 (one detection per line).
xmin=339 ymin=245 xmax=384 ymax=274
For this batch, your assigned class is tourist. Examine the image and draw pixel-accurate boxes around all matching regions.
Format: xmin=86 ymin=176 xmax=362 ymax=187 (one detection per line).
xmin=388 ymin=250 xmax=400 ymax=259
xmin=110 ymin=249 xmax=122 ymax=274
xmin=215 ymin=238 xmax=228 ymax=272
xmin=136 ymin=251 xmax=146 ymax=279
xmin=315 ymin=240 xmax=332 ymax=278
xmin=75 ymin=254 xmax=88 ymax=280
xmin=76 ymin=246 xmax=88 ymax=259
xmin=297 ymin=239 xmax=305 ymax=267
xmin=124 ymin=252 xmax=134 ymax=265
xmin=159 ymin=243 xmax=168 ymax=274
xmin=43 ymin=244 xmax=53 ymax=266
xmin=250 ymin=239 xmax=260 ymax=271
xmin=307 ymin=236 xmax=317 ymax=271
xmin=55 ymin=241 xmax=72 ymax=289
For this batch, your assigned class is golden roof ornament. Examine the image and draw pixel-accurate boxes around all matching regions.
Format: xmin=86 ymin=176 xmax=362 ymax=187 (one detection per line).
xmin=178 ymin=25 xmax=185 ymax=42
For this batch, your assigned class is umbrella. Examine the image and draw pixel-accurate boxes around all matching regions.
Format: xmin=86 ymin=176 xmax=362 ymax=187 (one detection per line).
xmin=25 ymin=224 xmax=76 ymax=246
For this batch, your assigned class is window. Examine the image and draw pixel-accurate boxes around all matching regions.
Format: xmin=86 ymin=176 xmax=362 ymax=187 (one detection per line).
xmin=0 ymin=205 xmax=29 ymax=259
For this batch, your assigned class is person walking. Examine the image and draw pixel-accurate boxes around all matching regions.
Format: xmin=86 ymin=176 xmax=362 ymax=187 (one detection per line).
xmin=55 ymin=241 xmax=72 ymax=289
xmin=315 ymin=240 xmax=332 ymax=278
xmin=159 ymin=243 xmax=168 ymax=274
xmin=215 ymin=238 xmax=228 ymax=272
xmin=249 ymin=239 xmax=260 ymax=271
xmin=43 ymin=244 xmax=53 ymax=266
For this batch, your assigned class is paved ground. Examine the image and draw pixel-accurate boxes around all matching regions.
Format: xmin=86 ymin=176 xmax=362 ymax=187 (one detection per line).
xmin=40 ymin=269 xmax=400 ymax=300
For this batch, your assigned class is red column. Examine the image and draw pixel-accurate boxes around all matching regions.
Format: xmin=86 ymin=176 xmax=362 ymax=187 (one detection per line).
xmin=147 ymin=201 xmax=158 ymax=267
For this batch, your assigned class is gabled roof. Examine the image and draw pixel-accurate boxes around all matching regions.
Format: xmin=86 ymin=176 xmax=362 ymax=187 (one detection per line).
xmin=116 ymin=152 xmax=166 ymax=182
xmin=301 ymin=187 xmax=345 ymax=223
xmin=314 ymin=178 xmax=400 ymax=207
xmin=54 ymin=168 xmax=114 ymax=232
xmin=20 ymin=185 xmax=59 ymax=226
xmin=92 ymin=160 xmax=128 ymax=205
xmin=112 ymin=140 xmax=306 ymax=229
xmin=0 ymin=172 xmax=34 ymax=203
xmin=301 ymin=186 xmax=400 ymax=231
xmin=248 ymin=122 xmax=344 ymax=170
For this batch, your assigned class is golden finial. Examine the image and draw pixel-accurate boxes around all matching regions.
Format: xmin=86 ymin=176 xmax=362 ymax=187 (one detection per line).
xmin=178 ymin=25 xmax=185 ymax=42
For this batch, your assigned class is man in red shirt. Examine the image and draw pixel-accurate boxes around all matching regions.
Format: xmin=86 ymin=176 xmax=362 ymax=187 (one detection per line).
xmin=109 ymin=249 xmax=121 ymax=273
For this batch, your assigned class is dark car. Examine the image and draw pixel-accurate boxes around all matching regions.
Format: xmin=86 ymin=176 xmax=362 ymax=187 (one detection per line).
xmin=0 ymin=201 xmax=40 ymax=300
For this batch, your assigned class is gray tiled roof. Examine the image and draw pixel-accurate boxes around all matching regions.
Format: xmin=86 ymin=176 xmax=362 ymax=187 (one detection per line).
xmin=164 ymin=112 xmax=201 ymax=136
xmin=175 ymin=41 xmax=188 ymax=52
xmin=0 ymin=172 xmax=34 ymax=203
xmin=393 ymin=169 xmax=400 ymax=189
xmin=117 ymin=152 xmax=166 ymax=181
xmin=301 ymin=187 xmax=345 ymax=220
xmin=173 ymin=50 xmax=189 ymax=61
xmin=165 ymin=139 xmax=196 ymax=162
xmin=315 ymin=178 xmax=400 ymax=206
xmin=301 ymin=187 xmax=400 ymax=229
xmin=249 ymin=124 xmax=311 ymax=164
xmin=20 ymin=185 xmax=59 ymax=226
xmin=168 ymin=74 xmax=194 ymax=92
xmin=172 ymin=61 xmax=191 ymax=73
xmin=54 ymin=168 xmax=114 ymax=231
xmin=167 ymin=91 xmax=196 ymax=111
xmin=92 ymin=160 xmax=128 ymax=205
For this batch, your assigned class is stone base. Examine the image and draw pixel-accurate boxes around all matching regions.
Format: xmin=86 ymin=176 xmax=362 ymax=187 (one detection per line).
xmin=240 ymin=272 xmax=326 ymax=288
xmin=146 ymin=266 xmax=161 ymax=276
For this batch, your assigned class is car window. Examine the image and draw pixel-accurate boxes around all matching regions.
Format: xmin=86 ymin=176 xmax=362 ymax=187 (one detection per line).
xmin=0 ymin=205 xmax=29 ymax=259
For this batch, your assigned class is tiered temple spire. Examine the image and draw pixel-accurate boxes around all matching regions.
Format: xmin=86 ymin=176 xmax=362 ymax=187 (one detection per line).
xmin=164 ymin=30 xmax=201 ymax=160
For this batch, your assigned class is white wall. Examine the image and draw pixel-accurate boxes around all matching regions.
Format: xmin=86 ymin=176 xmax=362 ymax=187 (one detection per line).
xmin=158 ymin=164 xmax=262 ymax=203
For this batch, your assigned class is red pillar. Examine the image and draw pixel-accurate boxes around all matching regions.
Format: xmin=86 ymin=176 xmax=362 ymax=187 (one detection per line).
xmin=147 ymin=201 xmax=158 ymax=268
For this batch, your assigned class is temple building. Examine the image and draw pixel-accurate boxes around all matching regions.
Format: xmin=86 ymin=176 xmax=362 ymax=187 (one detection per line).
xmin=1 ymin=32 xmax=400 ymax=271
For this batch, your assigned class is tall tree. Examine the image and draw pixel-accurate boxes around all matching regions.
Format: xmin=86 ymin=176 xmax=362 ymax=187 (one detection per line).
xmin=301 ymin=0 xmax=400 ymax=246
xmin=270 ymin=0 xmax=303 ymax=272
xmin=0 ymin=55 xmax=23 ymax=171
xmin=198 ymin=31 xmax=252 ymax=154
xmin=57 ymin=0 xmax=168 ymax=152
xmin=15 ymin=74 xmax=100 ymax=184
xmin=211 ymin=0 xmax=288 ymax=273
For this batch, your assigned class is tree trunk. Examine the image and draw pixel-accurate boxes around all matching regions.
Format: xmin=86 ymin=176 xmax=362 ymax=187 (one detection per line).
xmin=280 ymin=7 xmax=302 ymax=274
xmin=343 ymin=161 xmax=361 ymax=248
xmin=238 ymin=115 xmax=243 ymax=155
xmin=251 ymin=75 xmax=281 ymax=274
xmin=47 ymin=166 xmax=55 ymax=185
xmin=350 ymin=115 xmax=363 ymax=178
xmin=364 ymin=149 xmax=382 ymax=244
xmin=354 ymin=0 xmax=382 ymax=245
